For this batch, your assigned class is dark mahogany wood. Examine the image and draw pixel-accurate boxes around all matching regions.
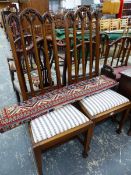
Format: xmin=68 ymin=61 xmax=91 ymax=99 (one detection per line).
xmin=118 ymin=69 xmax=131 ymax=135
xmin=119 ymin=69 xmax=131 ymax=100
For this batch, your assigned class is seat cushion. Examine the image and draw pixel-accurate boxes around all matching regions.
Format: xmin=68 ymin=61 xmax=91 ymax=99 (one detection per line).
xmin=31 ymin=104 xmax=89 ymax=143
xmin=80 ymin=89 xmax=129 ymax=116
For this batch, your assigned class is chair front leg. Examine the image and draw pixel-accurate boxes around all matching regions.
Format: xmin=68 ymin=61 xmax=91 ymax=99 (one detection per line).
xmin=82 ymin=123 xmax=94 ymax=158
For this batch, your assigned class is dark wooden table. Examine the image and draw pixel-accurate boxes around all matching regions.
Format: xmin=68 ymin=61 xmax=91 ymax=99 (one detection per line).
xmin=119 ymin=69 xmax=131 ymax=136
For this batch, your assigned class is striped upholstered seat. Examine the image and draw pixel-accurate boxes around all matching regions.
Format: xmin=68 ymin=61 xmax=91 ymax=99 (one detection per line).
xmin=31 ymin=104 xmax=89 ymax=143
xmin=80 ymin=89 xmax=129 ymax=117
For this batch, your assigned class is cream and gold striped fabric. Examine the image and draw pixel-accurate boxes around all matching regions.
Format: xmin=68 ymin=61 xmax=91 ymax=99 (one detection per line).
xmin=80 ymin=89 xmax=129 ymax=116
xmin=31 ymin=104 xmax=89 ymax=143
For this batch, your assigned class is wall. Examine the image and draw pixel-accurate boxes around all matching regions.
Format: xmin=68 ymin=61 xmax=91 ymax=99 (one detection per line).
xmin=19 ymin=0 xmax=49 ymax=14
xmin=49 ymin=0 xmax=60 ymax=12
xmin=0 ymin=2 xmax=11 ymax=10
xmin=62 ymin=0 xmax=81 ymax=9
xmin=81 ymin=0 xmax=100 ymax=5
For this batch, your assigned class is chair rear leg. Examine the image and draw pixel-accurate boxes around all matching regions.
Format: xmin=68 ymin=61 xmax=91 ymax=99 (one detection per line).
xmin=82 ymin=123 xmax=94 ymax=158
xmin=33 ymin=147 xmax=43 ymax=175
xmin=127 ymin=113 xmax=131 ymax=136
xmin=15 ymin=89 xmax=21 ymax=103
xmin=116 ymin=109 xmax=130 ymax=134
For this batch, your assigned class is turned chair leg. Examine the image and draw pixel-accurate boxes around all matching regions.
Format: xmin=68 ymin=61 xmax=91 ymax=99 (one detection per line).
xmin=34 ymin=148 xmax=43 ymax=175
xmin=82 ymin=123 xmax=94 ymax=158
xmin=116 ymin=109 xmax=130 ymax=134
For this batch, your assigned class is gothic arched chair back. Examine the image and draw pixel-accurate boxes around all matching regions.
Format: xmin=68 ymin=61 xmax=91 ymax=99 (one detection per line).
xmin=63 ymin=7 xmax=100 ymax=85
xmin=7 ymin=8 xmax=61 ymax=101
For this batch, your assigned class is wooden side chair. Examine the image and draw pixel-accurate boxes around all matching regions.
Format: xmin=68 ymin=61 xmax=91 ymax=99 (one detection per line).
xmin=120 ymin=18 xmax=128 ymax=30
xmin=64 ymin=9 xmax=131 ymax=141
xmin=92 ymin=32 xmax=110 ymax=70
xmin=45 ymin=22 xmax=52 ymax=36
xmin=100 ymin=19 xmax=111 ymax=31
xmin=122 ymin=26 xmax=131 ymax=37
xmin=110 ymin=18 xmax=120 ymax=31
xmin=1 ymin=10 xmax=12 ymax=38
xmin=99 ymin=33 xmax=110 ymax=59
xmin=101 ymin=36 xmax=131 ymax=81
xmin=7 ymin=12 xmax=55 ymax=102
xmin=53 ymin=13 xmax=65 ymax=29
xmin=7 ymin=8 xmax=94 ymax=175
xmin=7 ymin=3 xmax=18 ymax=14
xmin=1 ymin=4 xmax=19 ymax=39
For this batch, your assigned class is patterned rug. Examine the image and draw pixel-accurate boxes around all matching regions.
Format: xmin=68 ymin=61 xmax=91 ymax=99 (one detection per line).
xmin=0 ymin=75 xmax=118 ymax=132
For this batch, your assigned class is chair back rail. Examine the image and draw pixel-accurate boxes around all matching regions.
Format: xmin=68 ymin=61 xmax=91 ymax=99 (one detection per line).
xmin=53 ymin=14 xmax=65 ymax=28
xmin=122 ymin=26 xmax=131 ymax=37
xmin=7 ymin=8 xmax=61 ymax=101
xmin=120 ymin=18 xmax=128 ymax=30
xmin=99 ymin=33 xmax=109 ymax=59
xmin=93 ymin=32 xmax=109 ymax=55
xmin=104 ymin=36 xmax=131 ymax=67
